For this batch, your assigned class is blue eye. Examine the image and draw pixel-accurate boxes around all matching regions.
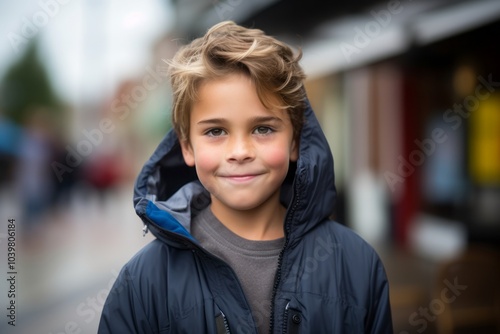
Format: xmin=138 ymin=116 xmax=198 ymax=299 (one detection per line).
xmin=253 ymin=126 xmax=273 ymax=135
xmin=206 ymin=128 xmax=226 ymax=137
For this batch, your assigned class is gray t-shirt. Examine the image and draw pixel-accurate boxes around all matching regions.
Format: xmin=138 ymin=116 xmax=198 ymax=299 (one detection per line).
xmin=191 ymin=207 xmax=284 ymax=334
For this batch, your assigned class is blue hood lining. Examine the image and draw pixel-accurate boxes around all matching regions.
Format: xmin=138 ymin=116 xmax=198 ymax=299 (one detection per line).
xmin=146 ymin=201 xmax=195 ymax=241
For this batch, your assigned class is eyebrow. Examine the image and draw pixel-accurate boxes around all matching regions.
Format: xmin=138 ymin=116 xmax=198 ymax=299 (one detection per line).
xmin=196 ymin=116 xmax=284 ymax=126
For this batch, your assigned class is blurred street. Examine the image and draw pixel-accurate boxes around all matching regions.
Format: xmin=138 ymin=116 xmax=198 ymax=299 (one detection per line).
xmin=0 ymin=181 xmax=155 ymax=334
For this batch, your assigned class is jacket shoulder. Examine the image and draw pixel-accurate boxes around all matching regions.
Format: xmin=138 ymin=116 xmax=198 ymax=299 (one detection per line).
xmin=317 ymin=220 xmax=382 ymax=260
xmin=99 ymin=239 xmax=170 ymax=333
xmin=123 ymin=239 xmax=170 ymax=274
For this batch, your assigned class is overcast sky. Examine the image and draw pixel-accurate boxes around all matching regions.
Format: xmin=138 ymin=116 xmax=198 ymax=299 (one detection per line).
xmin=0 ymin=0 xmax=173 ymax=105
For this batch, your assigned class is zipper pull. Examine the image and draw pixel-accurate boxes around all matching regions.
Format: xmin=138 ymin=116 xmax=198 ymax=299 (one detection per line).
xmin=142 ymin=224 xmax=149 ymax=237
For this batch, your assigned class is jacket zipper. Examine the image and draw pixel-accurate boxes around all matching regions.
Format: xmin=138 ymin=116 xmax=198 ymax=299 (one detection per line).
xmin=282 ymin=302 xmax=289 ymax=334
xmin=221 ymin=310 xmax=231 ymax=334
xmin=215 ymin=308 xmax=231 ymax=334
xmin=282 ymin=302 xmax=301 ymax=334
xmin=268 ymin=189 xmax=300 ymax=333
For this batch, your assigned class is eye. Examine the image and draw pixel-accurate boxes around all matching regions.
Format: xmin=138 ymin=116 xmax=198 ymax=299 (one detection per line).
xmin=205 ymin=128 xmax=226 ymax=137
xmin=253 ymin=126 xmax=274 ymax=135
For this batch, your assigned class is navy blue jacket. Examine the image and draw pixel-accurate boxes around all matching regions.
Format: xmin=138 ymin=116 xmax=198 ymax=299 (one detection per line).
xmin=98 ymin=101 xmax=393 ymax=333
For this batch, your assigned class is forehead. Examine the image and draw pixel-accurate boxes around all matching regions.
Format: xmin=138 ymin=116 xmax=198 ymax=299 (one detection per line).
xmin=196 ymin=73 xmax=255 ymax=100
xmin=192 ymin=74 xmax=288 ymax=120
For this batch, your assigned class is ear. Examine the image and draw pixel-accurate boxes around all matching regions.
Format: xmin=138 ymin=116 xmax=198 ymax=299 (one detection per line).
xmin=290 ymin=138 xmax=299 ymax=162
xmin=180 ymin=140 xmax=195 ymax=167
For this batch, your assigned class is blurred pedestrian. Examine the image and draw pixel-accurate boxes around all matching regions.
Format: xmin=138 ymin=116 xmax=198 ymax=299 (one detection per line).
xmin=14 ymin=108 xmax=56 ymax=236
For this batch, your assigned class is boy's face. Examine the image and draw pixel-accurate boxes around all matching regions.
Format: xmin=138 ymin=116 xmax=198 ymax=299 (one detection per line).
xmin=180 ymin=73 xmax=298 ymax=214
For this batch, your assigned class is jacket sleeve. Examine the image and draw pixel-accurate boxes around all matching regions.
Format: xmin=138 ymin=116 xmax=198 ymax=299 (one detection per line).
xmin=366 ymin=254 xmax=394 ymax=334
xmin=98 ymin=265 xmax=156 ymax=334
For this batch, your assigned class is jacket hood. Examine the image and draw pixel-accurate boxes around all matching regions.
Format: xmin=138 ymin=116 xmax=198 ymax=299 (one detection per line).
xmin=133 ymin=98 xmax=336 ymax=245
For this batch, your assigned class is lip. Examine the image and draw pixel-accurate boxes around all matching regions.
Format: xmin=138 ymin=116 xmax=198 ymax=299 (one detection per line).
xmin=220 ymin=174 xmax=262 ymax=183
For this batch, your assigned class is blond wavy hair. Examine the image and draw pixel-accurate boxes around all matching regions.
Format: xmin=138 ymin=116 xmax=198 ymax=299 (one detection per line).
xmin=167 ymin=21 xmax=306 ymax=142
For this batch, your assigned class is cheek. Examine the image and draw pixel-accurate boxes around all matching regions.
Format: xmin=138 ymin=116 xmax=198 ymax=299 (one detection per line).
xmin=194 ymin=149 xmax=220 ymax=173
xmin=261 ymin=146 xmax=290 ymax=170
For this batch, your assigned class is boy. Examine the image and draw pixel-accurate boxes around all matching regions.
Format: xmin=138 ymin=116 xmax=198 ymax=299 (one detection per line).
xmin=99 ymin=21 xmax=393 ymax=333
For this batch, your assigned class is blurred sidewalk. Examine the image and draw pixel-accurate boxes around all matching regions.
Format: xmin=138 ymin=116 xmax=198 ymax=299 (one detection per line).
xmin=0 ymin=182 xmax=154 ymax=334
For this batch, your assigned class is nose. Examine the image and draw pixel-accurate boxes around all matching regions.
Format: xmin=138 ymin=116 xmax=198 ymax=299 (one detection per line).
xmin=226 ymin=134 xmax=255 ymax=163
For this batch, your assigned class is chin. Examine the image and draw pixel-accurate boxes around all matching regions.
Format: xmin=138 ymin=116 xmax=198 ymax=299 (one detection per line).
xmin=214 ymin=197 xmax=268 ymax=212
xmin=224 ymin=202 xmax=263 ymax=212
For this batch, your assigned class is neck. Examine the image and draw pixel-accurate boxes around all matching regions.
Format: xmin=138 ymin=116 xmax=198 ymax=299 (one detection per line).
xmin=210 ymin=193 xmax=286 ymax=241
